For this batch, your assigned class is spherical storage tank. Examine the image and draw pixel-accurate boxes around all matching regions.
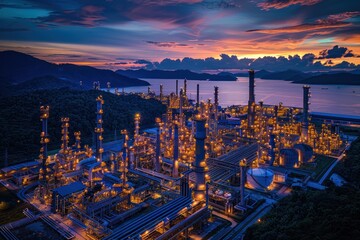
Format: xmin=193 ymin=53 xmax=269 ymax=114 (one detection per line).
xmin=279 ymin=149 xmax=299 ymax=168
xmin=247 ymin=168 xmax=274 ymax=190
xmin=293 ymin=144 xmax=313 ymax=163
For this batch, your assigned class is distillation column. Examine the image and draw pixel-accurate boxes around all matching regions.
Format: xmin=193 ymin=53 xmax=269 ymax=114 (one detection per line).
xmin=95 ymin=96 xmax=104 ymax=161
xmin=269 ymin=134 xmax=276 ymax=165
xmin=155 ymin=118 xmax=161 ymax=172
xmin=196 ymin=84 xmax=200 ymax=109
xmin=214 ymin=86 xmax=219 ymax=137
xmin=134 ymin=113 xmax=140 ymax=168
xmin=248 ymin=69 xmax=255 ymax=128
xmin=39 ymin=106 xmax=50 ymax=187
xmin=61 ymin=117 xmax=69 ymax=154
xmin=184 ymin=78 xmax=187 ymax=96
xmin=240 ymin=159 xmax=247 ymax=207
xmin=193 ymin=116 xmax=207 ymax=201
xmin=301 ymin=85 xmax=311 ymax=141
xmin=160 ymin=84 xmax=163 ymax=102
xmin=172 ymin=122 xmax=179 ymax=178
xmin=179 ymin=88 xmax=184 ymax=127
xmin=121 ymin=130 xmax=129 ymax=189
xmin=176 ymin=80 xmax=179 ymax=96
xmin=74 ymin=131 xmax=81 ymax=151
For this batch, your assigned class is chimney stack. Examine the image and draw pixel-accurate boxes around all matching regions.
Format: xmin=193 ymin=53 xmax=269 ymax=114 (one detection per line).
xmin=302 ymin=85 xmax=311 ymax=141
xmin=172 ymin=123 xmax=179 ymax=178
xmin=248 ymin=70 xmax=255 ymax=127
xmin=193 ymin=116 xmax=207 ymax=201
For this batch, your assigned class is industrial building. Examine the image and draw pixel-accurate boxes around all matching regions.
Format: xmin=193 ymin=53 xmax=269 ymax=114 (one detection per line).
xmin=0 ymin=70 xmax=347 ymax=240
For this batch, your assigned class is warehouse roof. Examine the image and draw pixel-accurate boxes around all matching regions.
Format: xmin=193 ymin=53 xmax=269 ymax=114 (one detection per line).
xmin=53 ymin=181 xmax=85 ymax=197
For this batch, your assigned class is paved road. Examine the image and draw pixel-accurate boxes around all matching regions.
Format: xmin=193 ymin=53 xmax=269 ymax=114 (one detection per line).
xmin=212 ymin=211 xmax=237 ymax=228
xmin=318 ymin=143 xmax=350 ymax=185
xmin=235 ymin=205 xmax=272 ymax=239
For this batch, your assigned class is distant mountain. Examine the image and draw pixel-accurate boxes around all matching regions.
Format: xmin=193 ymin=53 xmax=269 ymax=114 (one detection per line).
xmin=116 ymin=69 xmax=237 ymax=81
xmin=293 ymin=73 xmax=360 ymax=85
xmin=0 ymin=51 xmax=149 ymax=88
xmin=234 ymin=70 xmax=271 ymax=78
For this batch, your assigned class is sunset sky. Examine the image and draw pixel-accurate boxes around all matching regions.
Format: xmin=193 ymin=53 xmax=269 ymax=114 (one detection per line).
xmin=0 ymin=0 xmax=360 ymax=69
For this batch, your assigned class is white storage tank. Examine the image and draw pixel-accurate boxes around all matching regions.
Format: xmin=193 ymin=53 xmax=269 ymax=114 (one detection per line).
xmin=247 ymin=168 xmax=274 ymax=190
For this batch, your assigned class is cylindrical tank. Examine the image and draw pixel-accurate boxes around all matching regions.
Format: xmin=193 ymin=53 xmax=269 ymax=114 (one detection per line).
xmin=293 ymin=143 xmax=313 ymax=163
xmin=279 ymin=149 xmax=299 ymax=168
xmin=247 ymin=168 xmax=274 ymax=189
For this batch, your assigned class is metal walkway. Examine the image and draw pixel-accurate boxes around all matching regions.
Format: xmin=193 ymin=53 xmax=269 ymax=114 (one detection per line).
xmin=103 ymin=196 xmax=192 ymax=240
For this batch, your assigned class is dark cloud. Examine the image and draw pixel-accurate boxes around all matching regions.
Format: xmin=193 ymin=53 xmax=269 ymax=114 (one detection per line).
xmin=140 ymin=50 xmax=359 ymax=71
xmin=134 ymin=59 xmax=152 ymax=64
xmin=146 ymin=41 xmax=189 ymax=47
xmin=247 ymin=11 xmax=359 ymax=34
xmin=25 ymin=0 xmax=204 ymax=31
xmin=344 ymin=51 xmax=355 ymax=58
xmin=47 ymin=54 xmax=82 ymax=58
xmin=319 ymin=45 xmax=357 ymax=59
xmin=201 ymin=0 xmax=242 ymax=9
xmin=131 ymin=0 xmax=202 ymax=5
xmin=0 ymin=28 xmax=28 ymax=32
xmin=258 ymin=0 xmax=322 ymax=10
xmin=36 ymin=5 xmax=105 ymax=27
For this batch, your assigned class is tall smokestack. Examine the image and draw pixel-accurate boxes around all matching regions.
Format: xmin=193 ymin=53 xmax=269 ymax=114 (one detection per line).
xmin=196 ymin=84 xmax=200 ymax=108
xmin=248 ymin=70 xmax=255 ymax=127
xmin=214 ymin=86 xmax=219 ymax=136
xmin=302 ymin=85 xmax=311 ymax=141
xmin=155 ymin=118 xmax=161 ymax=172
xmin=269 ymin=134 xmax=276 ymax=165
xmin=39 ymin=105 xmax=50 ymax=184
xmin=176 ymin=80 xmax=179 ymax=96
xmin=95 ymin=96 xmax=104 ymax=161
xmin=179 ymin=88 xmax=184 ymax=127
xmin=184 ymin=78 xmax=187 ymax=96
xmin=240 ymin=159 xmax=247 ymax=207
xmin=160 ymin=84 xmax=163 ymax=102
xmin=193 ymin=116 xmax=207 ymax=201
xmin=172 ymin=123 xmax=179 ymax=178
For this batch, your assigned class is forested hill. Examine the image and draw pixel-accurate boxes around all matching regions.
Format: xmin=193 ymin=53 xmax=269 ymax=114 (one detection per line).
xmin=0 ymin=50 xmax=149 ymax=89
xmin=0 ymin=89 xmax=166 ymax=167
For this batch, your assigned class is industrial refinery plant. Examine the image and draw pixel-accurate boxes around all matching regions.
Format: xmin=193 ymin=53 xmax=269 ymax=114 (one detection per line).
xmin=0 ymin=71 xmax=350 ymax=240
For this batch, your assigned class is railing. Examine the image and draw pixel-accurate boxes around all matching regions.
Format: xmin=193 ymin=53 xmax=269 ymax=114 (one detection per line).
xmin=40 ymin=215 xmax=75 ymax=239
xmin=0 ymin=226 xmax=19 ymax=240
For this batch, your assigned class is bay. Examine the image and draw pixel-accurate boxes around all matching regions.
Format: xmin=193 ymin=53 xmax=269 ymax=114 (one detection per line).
xmin=115 ymin=77 xmax=360 ymax=116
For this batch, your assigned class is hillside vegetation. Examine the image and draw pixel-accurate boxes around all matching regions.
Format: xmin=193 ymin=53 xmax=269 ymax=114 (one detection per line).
xmin=0 ymin=89 xmax=166 ymax=167
xmin=0 ymin=51 xmax=149 ymax=88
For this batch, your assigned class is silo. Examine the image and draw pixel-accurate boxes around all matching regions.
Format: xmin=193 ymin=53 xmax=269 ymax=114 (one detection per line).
xmin=246 ymin=168 xmax=274 ymax=190
xmin=279 ymin=149 xmax=299 ymax=168
xmin=294 ymin=143 xmax=313 ymax=163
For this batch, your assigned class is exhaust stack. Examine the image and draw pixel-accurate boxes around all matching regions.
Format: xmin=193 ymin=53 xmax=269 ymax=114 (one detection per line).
xmin=301 ymin=85 xmax=311 ymax=141
xmin=248 ymin=70 xmax=255 ymax=127
xmin=193 ymin=116 xmax=207 ymax=201
xmin=172 ymin=123 xmax=179 ymax=178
